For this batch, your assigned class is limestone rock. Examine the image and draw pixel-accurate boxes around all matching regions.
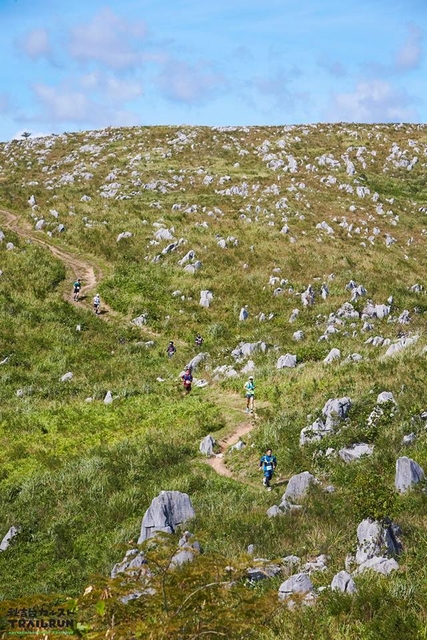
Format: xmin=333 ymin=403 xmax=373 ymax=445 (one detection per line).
xmin=132 ymin=314 xmax=148 ymax=327
xmin=299 ymin=418 xmax=332 ymax=445
xmin=111 ymin=549 xmax=146 ymax=578
xmin=278 ymin=573 xmax=314 ymax=600
xmin=230 ymin=440 xmax=245 ymax=451
xmin=171 ymin=531 xmax=201 ymax=567
xmin=339 ymin=443 xmax=373 ymax=463
xmin=331 ymin=571 xmax=357 ymax=593
xmin=239 ymin=306 xmax=249 ymax=321
xmin=199 ymin=435 xmax=215 ymax=457
xmin=377 ymin=391 xmax=396 ymax=404
xmin=355 ymin=557 xmax=399 ymax=576
xmin=283 ymin=472 xmax=315 ymax=503
xmin=200 ymin=290 xmax=213 ymax=308
xmin=0 ymin=526 xmax=19 ymax=552
xmin=185 ymin=352 xmax=207 ymax=371
xmin=323 ymin=397 xmax=351 ymax=427
xmin=304 ymin=554 xmax=328 ymax=574
xmin=355 ymin=518 xmax=401 ymax=565
xmin=267 ymin=505 xmax=283 ymax=518
xmin=247 ymin=561 xmax=281 ymax=581
xmin=138 ymin=491 xmax=195 ymax=543
xmin=232 ymin=342 xmax=266 ymax=360
xmin=277 ymin=354 xmax=297 ymax=369
xmin=117 ymin=231 xmax=133 ymax=242
xmin=323 ymin=348 xmax=340 ymax=364
xmin=395 ymin=456 xmax=425 ymax=493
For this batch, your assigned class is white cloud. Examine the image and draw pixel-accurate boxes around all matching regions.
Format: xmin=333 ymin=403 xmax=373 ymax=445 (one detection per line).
xmin=32 ymin=83 xmax=93 ymax=121
xmin=69 ymin=8 xmax=147 ymax=70
xmin=395 ymin=24 xmax=424 ymax=71
xmin=81 ymin=71 xmax=143 ymax=101
xmin=18 ymin=28 xmax=52 ymax=60
xmin=29 ymin=81 xmax=141 ymax=129
xmin=156 ymin=60 xmax=226 ymax=104
xmin=327 ymin=80 xmax=416 ymax=123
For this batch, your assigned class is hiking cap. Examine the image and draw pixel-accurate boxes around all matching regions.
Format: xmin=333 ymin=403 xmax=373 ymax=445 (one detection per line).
xmin=249 ymin=375 xmax=253 ymax=379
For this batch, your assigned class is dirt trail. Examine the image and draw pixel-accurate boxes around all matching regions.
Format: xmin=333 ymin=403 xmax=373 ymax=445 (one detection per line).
xmin=0 ymin=208 xmax=111 ymax=313
xmin=205 ymin=418 xmax=255 ymax=478
xmin=1 ymin=208 xmax=268 ymax=484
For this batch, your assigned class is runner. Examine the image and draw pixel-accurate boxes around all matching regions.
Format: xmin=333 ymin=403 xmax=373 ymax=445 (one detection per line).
xmin=93 ymin=293 xmax=101 ymax=315
xmin=244 ymin=375 xmax=255 ymax=413
xmin=167 ymin=341 xmax=176 ymax=358
xmin=73 ymin=278 xmax=82 ymax=301
xmin=195 ymin=333 xmax=204 ymax=347
xmin=259 ymin=448 xmax=277 ymax=489
xmin=181 ymin=367 xmax=193 ymax=394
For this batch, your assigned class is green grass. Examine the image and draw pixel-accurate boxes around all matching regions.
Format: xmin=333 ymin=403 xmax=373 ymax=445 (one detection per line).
xmin=0 ymin=122 xmax=427 ymax=638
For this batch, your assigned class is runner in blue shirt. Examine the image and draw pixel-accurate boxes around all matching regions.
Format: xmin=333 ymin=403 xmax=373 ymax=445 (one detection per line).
xmin=259 ymin=448 xmax=277 ymax=489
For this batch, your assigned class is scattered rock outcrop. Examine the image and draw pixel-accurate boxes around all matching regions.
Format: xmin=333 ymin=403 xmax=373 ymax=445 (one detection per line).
xmin=137 ymin=491 xmax=195 ymax=543
xmin=395 ymin=456 xmax=425 ymax=493
xmin=0 ymin=526 xmax=19 ymax=552
xmin=199 ymin=435 xmax=215 ymax=457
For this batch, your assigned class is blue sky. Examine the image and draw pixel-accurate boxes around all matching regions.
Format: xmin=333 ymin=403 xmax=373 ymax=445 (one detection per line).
xmin=0 ymin=0 xmax=425 ymax=141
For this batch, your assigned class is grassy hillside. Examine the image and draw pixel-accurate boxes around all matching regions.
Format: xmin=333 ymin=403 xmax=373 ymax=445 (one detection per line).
xmin=0 ymin=123 xmax=426 ymax=638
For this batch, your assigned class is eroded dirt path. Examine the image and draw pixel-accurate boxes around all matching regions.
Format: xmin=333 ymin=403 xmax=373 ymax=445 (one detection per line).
xmin=2 ymin=207 xmax=269 ymax=484
xmin=205 ymin=419 xmax=255 ymax=477
xmin=1 ymin=208 xmax=111 ymax=312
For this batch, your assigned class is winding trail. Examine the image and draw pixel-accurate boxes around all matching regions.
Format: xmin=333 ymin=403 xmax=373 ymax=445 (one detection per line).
xmin=1 ymin=207 xmax=268 ymax=485
xmin=205 ymin=418 xmax=255 ymax=478
xmin=1 ymin=207 xmax=111 ymax=312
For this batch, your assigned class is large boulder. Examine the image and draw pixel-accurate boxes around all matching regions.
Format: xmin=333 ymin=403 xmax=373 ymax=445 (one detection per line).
xmin=355 ymin=518 xmax=401 ymax=565
xmin=299 ymin=418 xmax=332 ymax=445
xmin=323 ymin=397 xmax=351 ymax=427
xmin=170 ymin=531 xmax=201 ymax=567
xmin=278 ymin=573 xmax=314 ymax=600
xmin=377 ymin=391 xmax=395 ymax=404
xmin=323 ymin=348 xmax=341 ymax=364
xmin=339 ymin=443 xmax=373 ymax=463
xmin=395 ymin=456 xmax=425 ymax=493
xmin=138 ymin=491 xmax=195 ymax=543
xmin=283 ymin=472 xmax=315 ymax=503
xmin=247 ymin=562 xmax=281 ymax=582
xmin=276 ymin=354 xmax=297 ymax=369
xmin=331 ymin=571 xmax=357 ymax=593
xmin=231 ymin=342 xmax=266 ymax=360
xmin=185 ymin=352 xmax=207 ymax=371
xmin=199 ymin=435 xmax=215 ymax=457
xmin=355 ymin=557 xmax=399 ymax=576
xmin=200 ymin=290 xmax=213 ymax=308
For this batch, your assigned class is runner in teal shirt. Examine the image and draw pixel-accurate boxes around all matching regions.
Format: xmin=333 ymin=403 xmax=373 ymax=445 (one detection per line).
xmin=244 ymin=376 xmax=255 ymax=413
